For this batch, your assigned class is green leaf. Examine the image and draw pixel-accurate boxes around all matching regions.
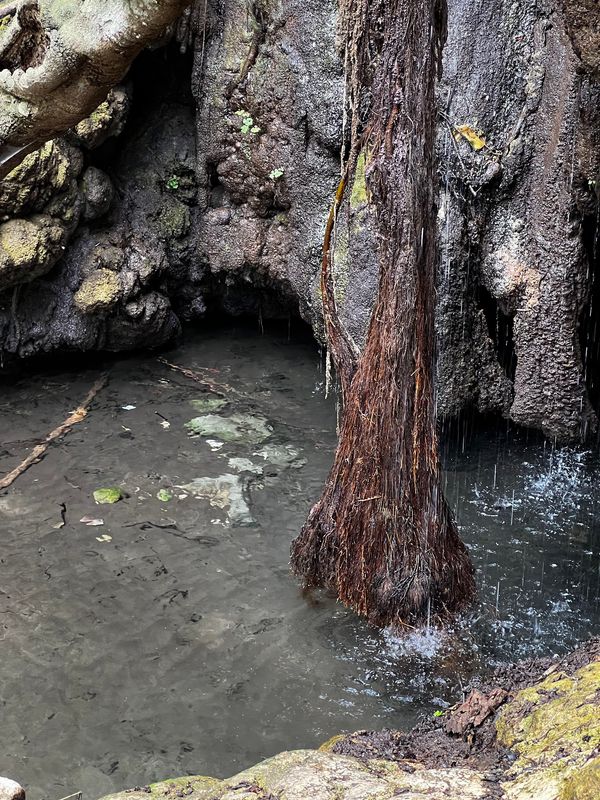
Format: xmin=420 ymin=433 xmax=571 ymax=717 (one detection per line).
xmin=250 ymin=125 xmax=261 ymax=134
xmin=433 ymin=709 xmax=445 ymax=718
xmin=93 ymin=487 xmax=123 ymax=505
xmin=157 ymin=489 xmax=173 ymax=503
xmin=269 ymin=168 xmax=285 ymax=180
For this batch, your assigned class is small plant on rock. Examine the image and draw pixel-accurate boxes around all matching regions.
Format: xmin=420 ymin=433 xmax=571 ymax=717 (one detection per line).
xmin=235 ymin=109 xmax=261 ymax=136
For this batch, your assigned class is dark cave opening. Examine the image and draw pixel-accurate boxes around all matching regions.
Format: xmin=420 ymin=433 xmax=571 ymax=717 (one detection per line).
xmin=91 ymin=39 xmax=196 ymax=175
xmin=200 ymin=269 xmax=302 ymax=325
xmin=579 ymin=213 xmax=600 ymax=416
xmin=477 ymin=285 xmax=517 ymax=381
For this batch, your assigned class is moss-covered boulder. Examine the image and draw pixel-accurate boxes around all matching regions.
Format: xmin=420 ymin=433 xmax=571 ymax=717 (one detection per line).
xmin=498 ymin=660 xmax=600 ymax=800
xmin=74 ymin=269 xmax=122 ymax=314
xmin=100 ymin=751 xmax=489 ymax=800
xmin=0 ymin=215 xmax=68 ymax=289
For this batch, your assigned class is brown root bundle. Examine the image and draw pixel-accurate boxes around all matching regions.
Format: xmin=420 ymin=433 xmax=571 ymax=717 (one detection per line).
xmin=291 ymin=0 xmax=475 ymax=627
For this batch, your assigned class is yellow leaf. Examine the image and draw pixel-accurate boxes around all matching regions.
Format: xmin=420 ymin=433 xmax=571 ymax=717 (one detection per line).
xmin=455 ymin=124 xmax=486 ymax=151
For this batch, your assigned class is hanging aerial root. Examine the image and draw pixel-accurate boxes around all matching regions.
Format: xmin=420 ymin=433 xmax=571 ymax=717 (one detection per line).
xmin=320 ymin=173 xmax=359 ymax=400
xmin=291 ymin=0 xmax=475 ymax=629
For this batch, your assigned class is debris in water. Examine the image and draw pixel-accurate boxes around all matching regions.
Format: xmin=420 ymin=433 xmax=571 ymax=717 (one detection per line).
xmin=156 ymin=489 xmax=173 ymax=502
xmin=121 ymin=405 xmax=136 ymax=411
xmin=0 ymin=374 xmax=109 ymax=490
xmin=95 ymin=534 xmax=113 ymax=543
xmin=80 ymin=516 xmax=104 ymax=526
xmin=444 ymin=688 xmax=508 ymax=735
xmin=158 ymin=358 xmax=234 ymax=397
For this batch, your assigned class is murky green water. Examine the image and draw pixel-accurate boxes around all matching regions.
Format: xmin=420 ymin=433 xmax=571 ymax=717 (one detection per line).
xmin=0 ymin=323 xmax=599 ymax=800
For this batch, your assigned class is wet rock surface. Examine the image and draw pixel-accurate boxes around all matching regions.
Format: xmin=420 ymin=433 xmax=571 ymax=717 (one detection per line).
xmin=0 ymin=2 xmax=599 ymax=440
xmin=0 ymin=779 xmax=25 ymax=800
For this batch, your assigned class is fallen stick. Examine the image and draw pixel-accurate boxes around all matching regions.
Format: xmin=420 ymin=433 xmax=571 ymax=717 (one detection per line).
xmin=157 ymin=357 xmax=237 ymax=397
xmin=0 ymin=373 xmax=109 ymax=490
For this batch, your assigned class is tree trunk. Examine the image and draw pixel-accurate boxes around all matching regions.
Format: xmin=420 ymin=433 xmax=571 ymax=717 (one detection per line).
xmin=291 ymin=0 xmax=475 ymax=627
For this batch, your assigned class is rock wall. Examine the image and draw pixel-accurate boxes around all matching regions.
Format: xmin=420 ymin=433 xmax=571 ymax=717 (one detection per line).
xmin=0 ymin=0 xmax=599 ymax=443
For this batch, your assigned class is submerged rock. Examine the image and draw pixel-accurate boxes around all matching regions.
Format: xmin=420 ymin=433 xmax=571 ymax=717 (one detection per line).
xmin=189 ymin=396 xmax=229 ymax=413
xmin=180 ymin=474 xmax=254 ymax=525
xmin=185 ymin=413 xmax=272 ymax=445
xmin=227 ymin=457 xmax=264 ymax=475
xmin=254 ymin=443 xmax=306 ymax=469
xmin=93 ymin=487 xmax=123 ymax=505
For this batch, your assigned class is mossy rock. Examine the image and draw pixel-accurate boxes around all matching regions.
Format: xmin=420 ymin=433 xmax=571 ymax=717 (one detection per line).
xmin=93 ymin=487 xmax=123 ymax=505
xmin=72 ymin=88 xmax=130 ymax=149
xmin=74 ymin=269 xmax=121 ymax=313
xmin=318 ymin=734 xmax=345 ymax=752
xmin=559 ymin=756 xmax=600 ymax=800
xmin=98 ymin=751 xmax=488 ymax=800
xmin=157 ymin=197 xmax=191 ymax=240
xmin=0 ymin=140 xmax=77 ymax=218
xmin=349 ymin=150 xmax=368 ymax=209
xmin=0 ymin=215 xmax=66 ymax=290
xmin=99 ymin=776 xmax=221 ymax=800
xmin=498 ymin=661 xmax=600 ymax=799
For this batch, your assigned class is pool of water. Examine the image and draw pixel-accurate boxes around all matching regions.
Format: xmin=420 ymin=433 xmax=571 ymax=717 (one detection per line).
xmin=0 ymin=323 xmax=599 ymax=800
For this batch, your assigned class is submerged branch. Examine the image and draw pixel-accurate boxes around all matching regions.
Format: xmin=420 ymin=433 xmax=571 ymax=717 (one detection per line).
xmin=0 ymin=373 xmax=108 ymax=490
xmin=157 ymin=358 xmax=236 ymax=398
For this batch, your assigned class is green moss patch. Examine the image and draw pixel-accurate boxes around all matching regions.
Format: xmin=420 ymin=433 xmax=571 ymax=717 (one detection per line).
xmin=498 ymin=661 xmax=600 ymax=799
xmin=350 ymin=151 xmax=369 ymax=208
xmin=74 ymin=269 xmax=121 ymax=313
xmin=93 ymin=487 xmax=123 ymax=505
